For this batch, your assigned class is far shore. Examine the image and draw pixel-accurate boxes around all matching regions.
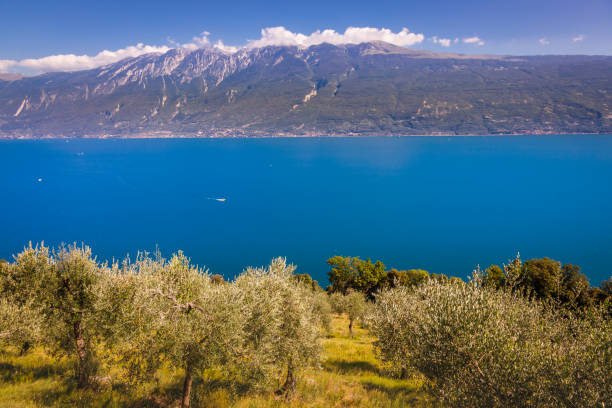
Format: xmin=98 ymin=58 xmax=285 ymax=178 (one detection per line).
xmin=0 ymin=131 xmax=609 ymax=140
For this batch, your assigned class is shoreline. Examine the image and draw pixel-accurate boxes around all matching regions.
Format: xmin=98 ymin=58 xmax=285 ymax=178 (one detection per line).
xmin=0 ymin=132 xmax=610 ymax=140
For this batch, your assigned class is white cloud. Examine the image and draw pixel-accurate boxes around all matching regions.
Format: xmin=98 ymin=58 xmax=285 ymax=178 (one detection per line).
xmin=0 ymin=26 xmax=432 ymax=74
xmin=463 ymin=36 xmax=485 ymax=46
xmin=181 ymin=32 xmax=211 ymax=51
xmin=572 ymin=34 xmax=585 ymax=43
xmin=1 ymin=43 xmax=172 ymax=74
xmin=539 ymin=38 xmax=550 ymax=46
xmin=0 ymin=60 xmax=17 ymax=73
xmin=213 ymin=40 xmax=239 ymax=54
xmin=432 ymin=36 xmax=451 ymax=47
xmin=246 ymin=26 xmax=424 ymax=48
xmin=0 ymin=32 xmax=216 ymax=74
xmin=175 ymin=32 xmax=237 ymax=53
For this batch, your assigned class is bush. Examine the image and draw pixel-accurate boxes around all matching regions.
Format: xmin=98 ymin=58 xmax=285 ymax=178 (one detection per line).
xmin=370 ymin=278 xmax=612 ymax=407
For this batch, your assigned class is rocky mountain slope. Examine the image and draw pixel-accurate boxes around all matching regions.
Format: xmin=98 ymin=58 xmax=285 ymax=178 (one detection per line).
xmin=1 ymin=41 xmax=611 ymax=137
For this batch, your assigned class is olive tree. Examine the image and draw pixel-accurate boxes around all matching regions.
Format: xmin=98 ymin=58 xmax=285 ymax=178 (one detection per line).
xmin=370 ymin=277 xmax=612 ymax=407
xmin=0 ymin=243 xmax=51 ymax=300
xmin=0 ymin=243 xmax=120 ymax=388
xmin=233 ymin=258 xmax=321 ymax=396
xmin=111 ymin=251 xmax=243 ymax=408
xmin=0 ymin=243 xmax=51 ymax=352
xmin=1 ymin=243 xmax=113 ymax=388
xmin=41 ymin=244 xmax=110 ymax=388
xmin=329 ymin=291 xmax=367 ymax=336
xmin=0 ymin=243 xmax=113 ymax=386
xmin=311 ymin=291 xmax=332 ymax=333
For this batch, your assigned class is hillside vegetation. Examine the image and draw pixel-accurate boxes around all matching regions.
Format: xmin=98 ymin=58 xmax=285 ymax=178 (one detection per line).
xmin=0 ymin=244 xmax=610 ymax=407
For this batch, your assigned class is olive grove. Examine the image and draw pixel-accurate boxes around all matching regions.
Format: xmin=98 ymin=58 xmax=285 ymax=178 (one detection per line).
xmin=0 ymin=244 xmax=326 ymax=407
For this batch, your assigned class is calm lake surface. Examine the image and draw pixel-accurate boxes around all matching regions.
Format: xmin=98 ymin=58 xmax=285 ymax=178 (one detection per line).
xmin=1 ymin=135 xmax=611 ymax=285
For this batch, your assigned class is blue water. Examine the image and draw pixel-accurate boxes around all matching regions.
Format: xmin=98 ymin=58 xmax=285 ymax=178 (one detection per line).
xmin=1 ymin=136 xmax=611 ymax=286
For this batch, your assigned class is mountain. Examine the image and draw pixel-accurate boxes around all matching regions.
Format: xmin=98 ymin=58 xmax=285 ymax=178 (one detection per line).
xmin=1 ymin=41 xmax=612 ymax=138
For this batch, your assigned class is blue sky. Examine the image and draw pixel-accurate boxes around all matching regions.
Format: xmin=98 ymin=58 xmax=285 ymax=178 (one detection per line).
xmin=1 ymin=0 xmax=611 ymax=73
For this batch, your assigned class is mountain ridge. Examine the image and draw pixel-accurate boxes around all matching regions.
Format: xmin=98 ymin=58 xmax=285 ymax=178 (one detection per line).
xmin=1 ymin=41 xmax=611 ymax=138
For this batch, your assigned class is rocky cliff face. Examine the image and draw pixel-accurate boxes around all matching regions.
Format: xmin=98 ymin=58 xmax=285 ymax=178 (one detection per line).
xmin=1 ymin=42 xmax=611 ymax=137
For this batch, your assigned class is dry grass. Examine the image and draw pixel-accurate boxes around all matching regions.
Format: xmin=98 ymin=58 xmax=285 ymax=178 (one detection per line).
xmin=0 ymin=314 xmax=432 ymax=407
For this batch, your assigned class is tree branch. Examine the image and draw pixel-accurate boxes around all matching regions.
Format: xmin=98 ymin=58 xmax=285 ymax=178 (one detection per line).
xmin=146 ymin=289 xmax=206 ymax=314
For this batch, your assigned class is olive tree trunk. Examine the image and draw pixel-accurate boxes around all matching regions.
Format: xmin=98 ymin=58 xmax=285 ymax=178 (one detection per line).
xmin=277 ymin=359 xmax=296 ymax=397
xmin=19 ymin=341 xmax=31 ymax=356
xmin=181 ymin=366 xmax=193 ymax=408
xmin=74 ymin=322 xmax=90 ymax=388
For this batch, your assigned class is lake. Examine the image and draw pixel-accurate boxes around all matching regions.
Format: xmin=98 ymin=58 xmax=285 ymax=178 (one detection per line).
xmin=1 ymin=135 xmax=611 ymax=286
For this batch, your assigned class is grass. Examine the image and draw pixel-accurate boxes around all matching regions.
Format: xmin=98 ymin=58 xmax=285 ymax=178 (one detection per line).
xmin=0 ymin=314 xmax=432 ymax=407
